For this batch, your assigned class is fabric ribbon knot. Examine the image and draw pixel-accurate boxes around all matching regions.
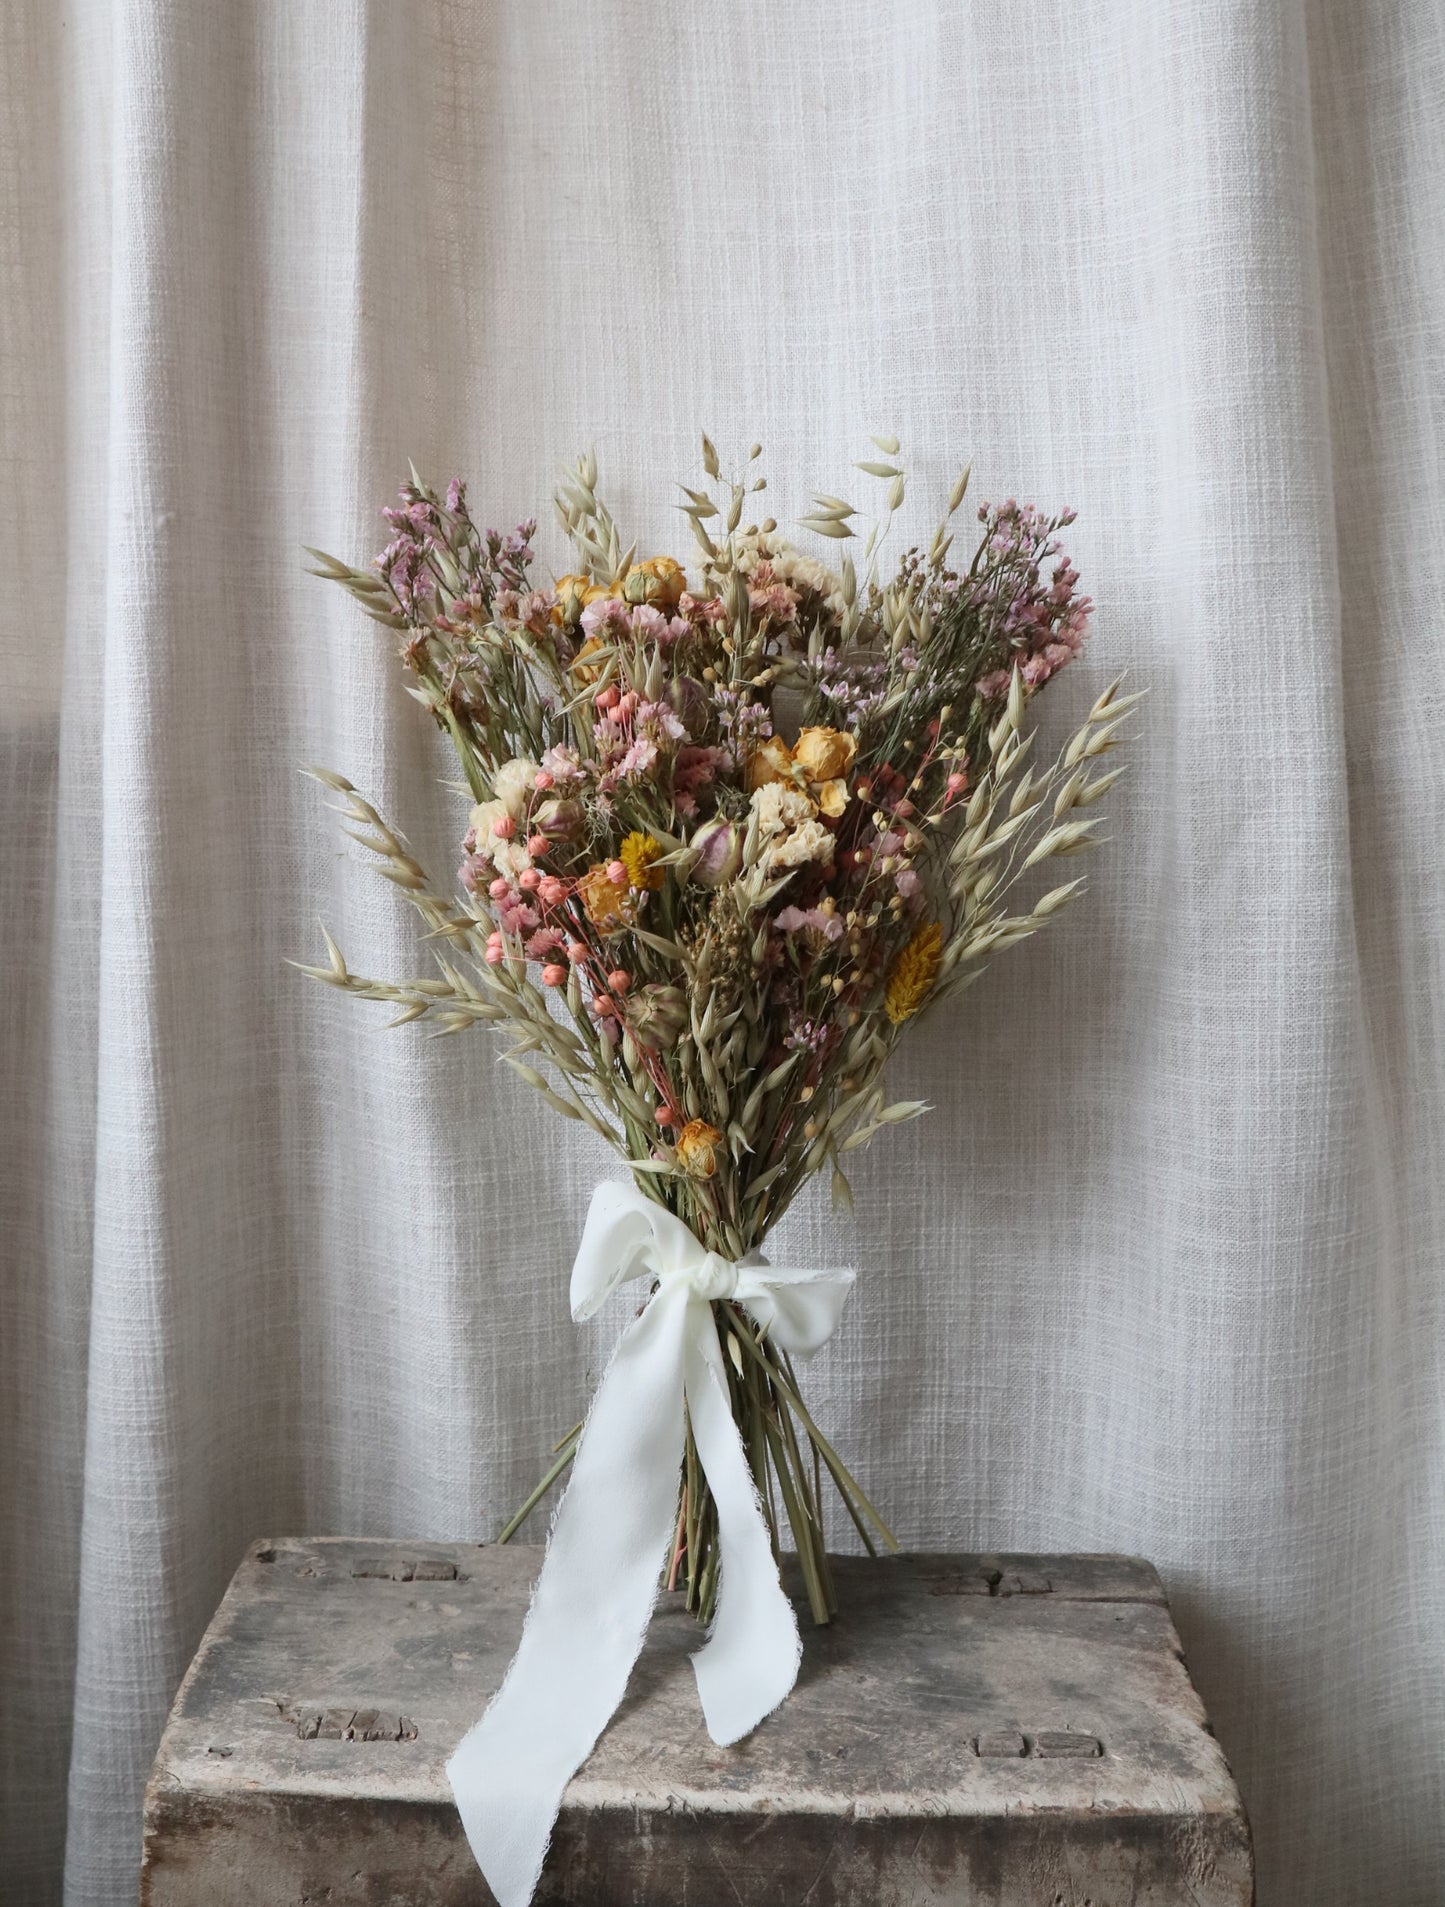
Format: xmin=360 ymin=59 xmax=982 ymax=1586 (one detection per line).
xmin=446 ymin=1180 xmax=855 ymax=1907
xmin=684 ymin=1249 xmax=739 ymax=1302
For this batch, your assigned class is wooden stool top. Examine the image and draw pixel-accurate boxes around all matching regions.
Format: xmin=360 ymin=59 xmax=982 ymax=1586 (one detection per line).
xmin=142 ymin=1539 xmax=1252 ymax=1905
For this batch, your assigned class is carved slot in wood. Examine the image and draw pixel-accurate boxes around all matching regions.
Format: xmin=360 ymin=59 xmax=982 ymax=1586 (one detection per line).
xmin=292 ymin=1707 xmax=418 ymax=1742
xmin=974 ymin=1730 xmax=1103 ymax=1758
xmin=350 ymin=1558 xmax=459 ymax=1582
xmin=930 ymin=1568 xmax=1053 ymax=1597
xmin=1032 ymin=1732 xmax=1103 ymax=1758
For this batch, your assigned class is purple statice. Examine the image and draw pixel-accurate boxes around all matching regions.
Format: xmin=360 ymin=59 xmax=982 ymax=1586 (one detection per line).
xmin=783 ymin=1016 xmax=834 ymax=1056
xmin=803 ymin=647 xmax=888 ymax=723
xmin=483 ymin=518 xmax=537 ymax=592
xmin=375 ymin=528 xmax=434 ymax=615
xmin=713 ymin=685 xmax=773 ymax=768
xmin=972 ymin=500 xmax=1092 ymax=699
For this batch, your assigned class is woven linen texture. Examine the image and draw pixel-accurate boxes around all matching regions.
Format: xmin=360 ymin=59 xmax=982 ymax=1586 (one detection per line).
xmin=1 ymin=2 xmax=1441 ymax=1902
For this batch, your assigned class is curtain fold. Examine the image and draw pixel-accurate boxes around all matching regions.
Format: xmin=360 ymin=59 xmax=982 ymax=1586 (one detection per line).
xmin=1 ymin=2 xmax=1440 ymax=1901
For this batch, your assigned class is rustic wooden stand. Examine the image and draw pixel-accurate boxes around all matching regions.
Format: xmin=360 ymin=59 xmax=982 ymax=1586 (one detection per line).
xmin=141 ymin=1539 xmax=1252 ymax=1905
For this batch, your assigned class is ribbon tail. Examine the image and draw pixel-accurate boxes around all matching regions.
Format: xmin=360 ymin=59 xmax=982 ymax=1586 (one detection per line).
xmin=684 ymin=1305 xmax=803 ymax=1746
xmin=447 ymin=1282 xmax=689 ymax=1907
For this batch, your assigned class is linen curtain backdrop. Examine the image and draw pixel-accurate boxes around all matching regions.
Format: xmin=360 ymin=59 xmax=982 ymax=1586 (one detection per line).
xmin=3 ymin=1 xmax=1441 ymax=1901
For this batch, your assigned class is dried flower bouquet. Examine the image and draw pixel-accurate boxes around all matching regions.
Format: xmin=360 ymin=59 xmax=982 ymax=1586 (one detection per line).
xmin=304 ymin=436 xmax=1134 ymax=1626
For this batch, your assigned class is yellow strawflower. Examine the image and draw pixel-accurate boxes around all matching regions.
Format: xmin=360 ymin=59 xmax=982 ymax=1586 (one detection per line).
xmin=619 ymin=831 xmax=665 ymax=891
xmin=884 ymin=921 xmax=944 ymax=1025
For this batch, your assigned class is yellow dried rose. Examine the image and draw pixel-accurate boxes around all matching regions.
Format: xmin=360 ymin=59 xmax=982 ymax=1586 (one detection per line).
xmin=675 ymin=1118 xmax=724 ymax=1179
xmin=814 ymin=777 xmax=849 ymax=819
xmin=551 ymin=573 xmax=596 ymax=627
xmin=618 ymin=831 xmax=665 ymax=891
xmin=884 ymin=921 xmax=944 ymax=1025
xmin=621 ymin=555 xmax=686 ymax=608
xmin=792 ymin=725 xmax=857 ymax=784
xmin=745 ymin=735 xmax=797 ymax=791
xmin=569 ymin=633 xmax=609 ymax=684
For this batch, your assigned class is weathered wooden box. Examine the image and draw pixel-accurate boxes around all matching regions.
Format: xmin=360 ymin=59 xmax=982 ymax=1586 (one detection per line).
xmin=141 ymin=1539 xmax=1252 ymax=1906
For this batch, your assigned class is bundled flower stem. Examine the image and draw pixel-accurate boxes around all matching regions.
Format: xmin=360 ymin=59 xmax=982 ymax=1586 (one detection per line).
xmin=302 ymin=437 xmax=1136 ymax=1624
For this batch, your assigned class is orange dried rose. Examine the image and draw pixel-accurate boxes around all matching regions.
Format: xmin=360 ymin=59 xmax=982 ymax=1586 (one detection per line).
xmin=577 ymin=863 xmax=631 ymax=931
xmin=675 ymin=1118 xmax=724 ymax=1179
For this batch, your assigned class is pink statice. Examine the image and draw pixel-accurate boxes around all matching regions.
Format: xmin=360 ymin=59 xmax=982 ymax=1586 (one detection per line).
xmin=580 ymin=596 xmax=628 ymax=639
xmin=495 ymin=587 xmax=556 ymax=637
xmin=629 ymin=605 xmax=669 ymax=645
xmin=678 ymin=591 xmax=726 ymax=626
xmin=525 ymin=927 xmax=566 ymax=961
xmin=775 ymin=904 xmax=845 ymax=943
xmin=618 ymin=736 xmax=659 ymax=780
xmin=539 ymin=744 xmax=586 ymax=789
xmin=496 ymin=900 xmax=540 ymax=937
xmin=595 ymin=694 xmax=685 ymax=790
xmin=673 ymin=744 xmax=724 ymax=817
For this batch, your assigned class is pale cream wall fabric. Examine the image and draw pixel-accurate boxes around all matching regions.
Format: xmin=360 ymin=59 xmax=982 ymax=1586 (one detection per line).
xmin=2 ymin=2 xmax=1441 ymax=1902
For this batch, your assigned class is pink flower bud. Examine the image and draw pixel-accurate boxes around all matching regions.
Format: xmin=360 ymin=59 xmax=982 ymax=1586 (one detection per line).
xmin=538 ymin=876 xmax=566 ymax=907
xmin=606 ymin=860 xmax=628 ymax=886
xmin=526 ymin=834 xmax=548 ymax=857
xmin=685 ymin=818 xmax=742 ymax=889
xmin=607 ymin=969 xmax=631 ymax=995
xmin=946 ymin=772 xmax=967 ymax=797
xmin=541 ymin=963 xmax=567 ymax=987
xmin=484 ymin=942 xmax=505 ymax=966
xmin=592 ymin=992 xmax=616 ymax=1017
xmin=656 ymin=1106 xmax=677 ymax=1129
xmin=566 ymin=940 xmax=588 ymax=965
xmin=596 ymin=686 xmax=620 ymax=711
xmin=492 ymin=814 xmax=516 ymax=839
xmin=616 ymin=691 xmax=637 ymax=720
xmin=489 ymin=876 xmax=511 ymax=899
xmin=518 ymin=867 xmax=542 ymax=891
xmin=534 ymin=770 xmax=554 ymax=791
xmin=895 ymin=798 xmax=915 ymax=818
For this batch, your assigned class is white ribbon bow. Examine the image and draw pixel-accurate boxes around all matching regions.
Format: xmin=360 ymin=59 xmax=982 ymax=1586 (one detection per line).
xmin=446 ymin=1181 xmax=855 ymax=1907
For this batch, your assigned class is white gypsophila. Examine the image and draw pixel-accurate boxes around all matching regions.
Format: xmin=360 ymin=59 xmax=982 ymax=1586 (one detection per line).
xmin=491 ymin=837 xmax=534 ymax=879
xmin=725 ymin=532 xmax=847 ymax=615
xmin=769 ymin=547 xmax=846 ymax=610
xmin=469 ymin=798 xmax=510 ymax=843
xmin=492 ymin=757 xmax=541 ymax=816
xmin=469 ymin=799 xmax=534 ymax=879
